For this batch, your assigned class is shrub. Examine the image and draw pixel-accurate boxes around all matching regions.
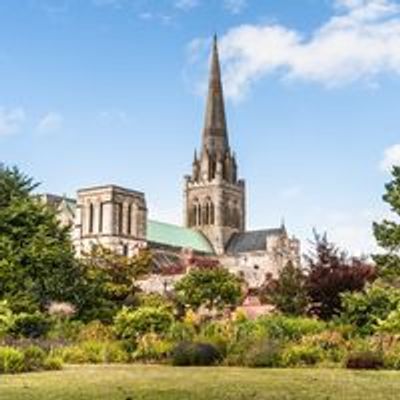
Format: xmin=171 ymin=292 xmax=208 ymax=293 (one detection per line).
xmin=77 ymin=321 xmax=114 ymax=342
xmin=171 ymin=342 xmax=222 ymax=366
xmin=282 ymin=344 xmax=323 ymax=367
xmin=377 ymin=305 xmax=400 ymax=334
xmin=134 ymin=333 xmax=173 ymax=362
xmin=0 ymin=300 xmax=14 ymax=337
xmin=61 ymin=341 xmax=129 ymax=364
xmin=114 ymin=307 xmax=173 ymax=340
xmin=340 ymin=284 xmax=400 ymax=335
xmin=0 ymin=347 xmax=25 ymax=374
xmin=346 ymin=351 xmax=384 ymax=370
xmin=22 ymin=345 xmax=46 ymax=371
xmin=243 ymin=339 xmax=282 ymax=368
xmin=301 ymin=331 xmax=347 ymax=362
xmin=43 ymin=355 xmax=63 ymax=371
xmin=257 ymin=315 xmax=326 ymax=341
xmin=9 ymin=312 xmax=51 ymax=339
xmin=167 ymin=321 xmax=196 ymax=343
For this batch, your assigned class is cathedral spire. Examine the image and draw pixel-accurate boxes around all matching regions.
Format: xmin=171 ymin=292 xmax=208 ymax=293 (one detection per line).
xmin=202 ymin=35 xmax=229 ymax=156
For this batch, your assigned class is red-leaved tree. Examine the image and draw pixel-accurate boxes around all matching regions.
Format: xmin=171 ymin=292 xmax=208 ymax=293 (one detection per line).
xmin=305 ymin=232 xmax=376 ymax=320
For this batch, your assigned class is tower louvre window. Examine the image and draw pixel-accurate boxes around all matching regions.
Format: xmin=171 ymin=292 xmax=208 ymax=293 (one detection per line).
xmin=118 ymin=203 xmax=123 ymax=234
xmin=99 ymin=202 xmax=104 ymax=233
xmin=88 ymin=203 xmax=94 ymax=234
xmin=127 ymin=203 xmax=132 ymax=235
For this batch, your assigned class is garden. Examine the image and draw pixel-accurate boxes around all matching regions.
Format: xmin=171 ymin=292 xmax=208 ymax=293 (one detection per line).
xmin=2 ymin=164 xmax=400 ymax=398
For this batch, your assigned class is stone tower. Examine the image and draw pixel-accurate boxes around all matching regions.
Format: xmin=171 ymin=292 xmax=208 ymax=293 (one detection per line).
xmin=74 ymin=185 xmax=147 ymax=257
xmin=184 ymin=36 xmax=246 ymax=254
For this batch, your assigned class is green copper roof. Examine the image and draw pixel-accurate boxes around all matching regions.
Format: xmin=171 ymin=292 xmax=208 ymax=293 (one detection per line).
xmin=147 ymin=220 xmax=214 ymax=254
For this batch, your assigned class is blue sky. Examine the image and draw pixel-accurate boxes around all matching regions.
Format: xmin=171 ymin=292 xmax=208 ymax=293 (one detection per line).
xmin=1 ymin=0 xmax=400 ymax=254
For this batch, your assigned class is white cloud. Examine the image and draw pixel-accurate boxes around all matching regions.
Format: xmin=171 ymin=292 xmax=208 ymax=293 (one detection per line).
xmin=380 ymin=143 xmax=400 ymax=172
xmin=224 ymin=0 xmax=247 ymax=14
xmin=208 ymin=0 xmax=400 ymax=99
xmin=0 ymin=107 xmax=26 ymax=136
xmin=36 ymin=112 xmax=64 ymax=134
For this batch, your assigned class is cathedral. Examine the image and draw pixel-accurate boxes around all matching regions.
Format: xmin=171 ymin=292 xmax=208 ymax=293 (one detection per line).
xmin=43 ymin=37 xmax=300 ymax=291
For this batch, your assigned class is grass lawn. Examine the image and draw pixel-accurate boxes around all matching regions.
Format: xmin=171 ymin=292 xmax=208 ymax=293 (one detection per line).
xmin=1 ymin=365 xmax=400 ymax=400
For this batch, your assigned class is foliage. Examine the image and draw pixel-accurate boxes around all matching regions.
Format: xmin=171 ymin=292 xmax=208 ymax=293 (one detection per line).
xmin=77 ymin=320 xmax=114 ymax=342
xmin=0 ymin=347 xmax=25 ymax=374
xmin=378 ymin=305 xmax=400 ymax=334
xmin=261 ymin=261 xmax=309 ymax=316
xmin=257 ymin=315 xmax=326 ymax=341
xmin=0 ymin=165 xmax=86 ymax=313
xmin=171 ymin=342 xmax=222 ymax=366
xmin=242 ymin=339 xmax=282 ymax=368
xmin=8 ymin=312 xmax=52 ymax=339
xmin=346 ymin=351 xmax=384 ymax=370
xmin=22 ymin=345 xmax=46 ymax=371
xmin=305 ymin=232 xmax=375 ymax=320
xmin=133 ymin=333 xmax=173 ymax=362
xmin=60 ymin=341 xmax=129 ymax=364
xmin=0 ymin=300 xmax=14 ymax=337
xmin=79 ymin=246 xmax=152 ymax=322
xmin=42 ymin=355 xmax=63 ymax=371
xmin=114 ymin=307 xmax=173 ymax=340
xmin=301 ymin=330 xmax=347 ymax=362
xmin=174 ymin=267 xmax=242 ymax=311
xmin=282 ymin=343 xmax=323 ymax=367
xmin=340 ymin=283 xmax=400 ymax=335
xmin=373 ymin=166 xmax=400 ymax=283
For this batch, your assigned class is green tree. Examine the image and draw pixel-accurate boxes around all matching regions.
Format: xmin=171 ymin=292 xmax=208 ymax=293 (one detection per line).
xmin=374 ymin=166 xmax=400 ymax=284
xmin=262 ymin=261 xmax=309 ymax=316
xmin=80 ymin=245 xmax=152 ymax=322
xmin=174 ymin=267 xmax=242 ymax=311
xmin=340 ymin=283 xmax=400 ymax=335
xmin=0 ymin=165 xmax=85 ymax=313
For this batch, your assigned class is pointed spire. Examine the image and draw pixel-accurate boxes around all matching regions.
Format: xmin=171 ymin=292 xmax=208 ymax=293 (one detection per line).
xmin=202 ymin=34 xmax=229 ymax=156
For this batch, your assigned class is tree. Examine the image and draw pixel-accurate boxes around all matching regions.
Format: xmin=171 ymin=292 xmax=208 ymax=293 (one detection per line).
xmin=305 ymin=232 xmax=375 ymax=320
xmin=174 ymin=266 xmax=242 ymax=311
xmin=373 ymin=166 xmax=400 ymax=284
xmin=261 ymin=261 xmax=309 ymax=316
xmin=0 ymin=165 xmax=86 ymax=313
xmin=79 ymin=245 xmax=152 ymax=322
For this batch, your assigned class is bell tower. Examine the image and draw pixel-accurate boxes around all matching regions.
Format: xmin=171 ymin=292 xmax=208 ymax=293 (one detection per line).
xmin=184 ymin=35 xmax=246 ymax=254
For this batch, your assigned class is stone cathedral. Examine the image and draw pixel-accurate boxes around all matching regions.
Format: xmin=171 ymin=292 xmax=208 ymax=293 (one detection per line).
xmin=43 ymin=37 xmax=300 ymax=291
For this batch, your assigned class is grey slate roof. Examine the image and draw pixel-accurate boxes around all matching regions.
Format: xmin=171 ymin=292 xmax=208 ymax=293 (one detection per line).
xmin=225 ymin=228 xmax=285 ymax=254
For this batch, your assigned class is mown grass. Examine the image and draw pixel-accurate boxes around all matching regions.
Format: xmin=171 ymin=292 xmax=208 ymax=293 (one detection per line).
xmin=1 ymin=365 xmax=400 ymax=400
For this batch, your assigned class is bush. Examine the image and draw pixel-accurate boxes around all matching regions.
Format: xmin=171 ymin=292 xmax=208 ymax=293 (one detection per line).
xmin=301 ymin=331 xmax=347 ymax=362
xmin=0 ymin=347 xmax=25 ymax=374
xmin=0 ymin=301 xmax=14 ymax=337
xmin=9 ymin=312 xmax=51 ymax=339
xmin=43 ymin=355 xmax=63 ymax=371
xmin=243 ymin=339 xmax=282 ymax=368
xmin=22 ymin=345 xmax=46 ymax=371
xmin=282 ymin=344 xmax=323 ymax=367
xmin=346 ymin=351 xmax=384 ymax=370
xmin=77 ymin=321 xmax=114 ymax=342
xmin=171 ymin=342 xmax=222 ymax=366
xmin=114 ymin=307 xmax=173 ymax=340
xmin=61 ymin=340 xmax=129 ymax=364
xmin=257 ymin=315 xmax=326 ymax=341
xmin=133 ymin=333 xmax=173 ymax=362
xmin=340 ymin=284 xmax=400 ymax=336
xmin=167 ymin=321 xmax=196 ymax=343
